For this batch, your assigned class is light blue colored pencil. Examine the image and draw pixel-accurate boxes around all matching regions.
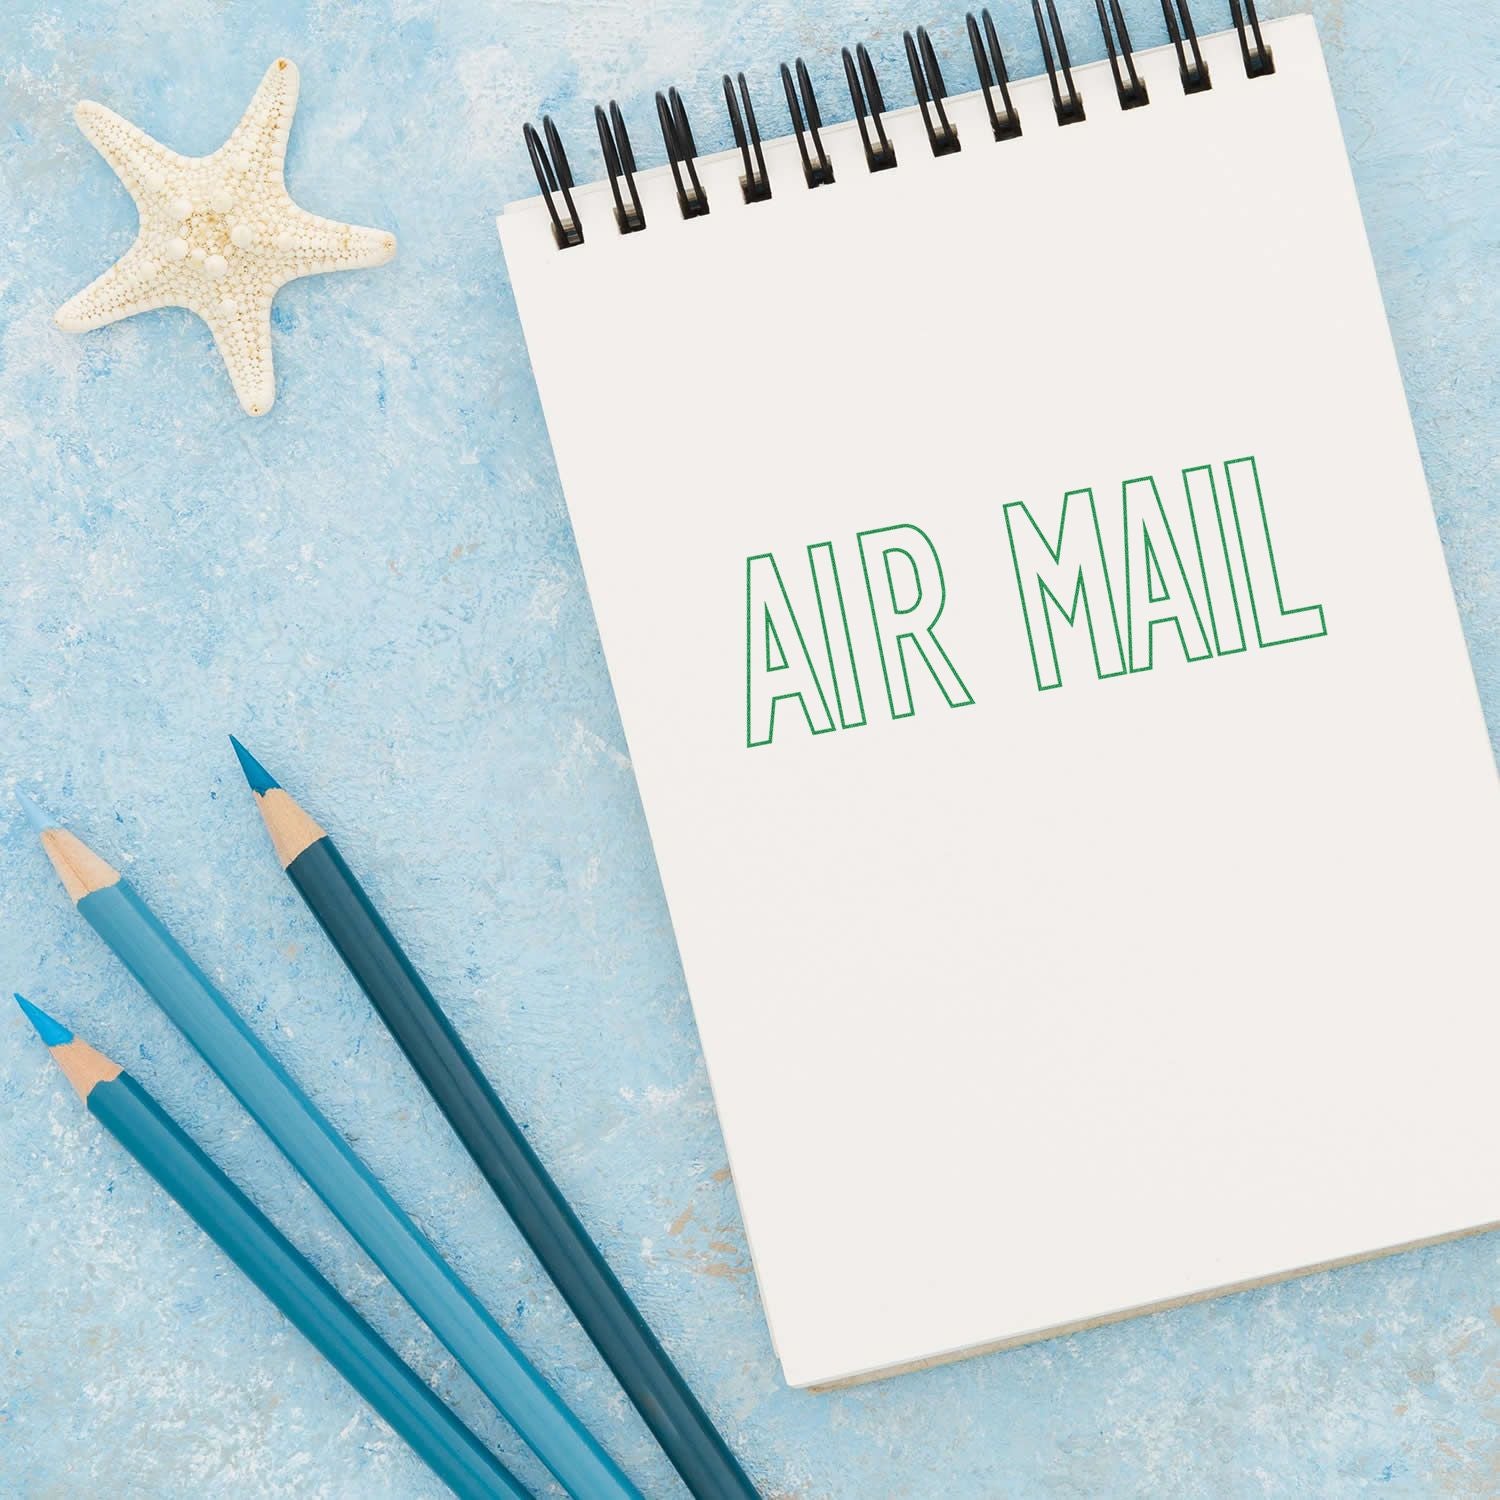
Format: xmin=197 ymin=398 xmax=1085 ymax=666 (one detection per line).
xmin=18 ymin=791 xmax=638 ymax=1500
xmin=14 ymin=993 xmax=526 ymax=1500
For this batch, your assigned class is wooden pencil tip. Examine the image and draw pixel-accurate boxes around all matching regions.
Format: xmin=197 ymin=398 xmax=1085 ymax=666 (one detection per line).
xmin=229 ymin=735 xmax=280 ymax=796
xmin=15 ymin=992 xmax=73 ymax=1047
xmin=257 ymin=788 xmax=329 ymax=870
xmin=39 ymin=826 xmax=123 ymax=903
xmin=61 ymin=1041 xmax=124 ymax=1099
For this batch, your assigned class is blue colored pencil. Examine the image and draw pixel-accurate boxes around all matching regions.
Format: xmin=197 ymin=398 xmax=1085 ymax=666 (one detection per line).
xmin=17 ymin=791 xmax=638 ymax=1500
xmin=14 ymin=993 xmax=526 ymax=1500
xmin=229 ymin=740 xmax=760 ymax=1500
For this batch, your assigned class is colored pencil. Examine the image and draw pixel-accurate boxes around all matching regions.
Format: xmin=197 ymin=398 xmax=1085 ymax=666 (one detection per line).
xmin=14 ymin=993 xmax=526 ymax=1500
xmin=17 ymin=791 xmax=637 ymax=1500
xmin=230 ymin=740 xmax=760 ymax=1500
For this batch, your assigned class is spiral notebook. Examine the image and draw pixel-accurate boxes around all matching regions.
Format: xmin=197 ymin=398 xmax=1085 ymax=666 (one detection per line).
xmin=498 ymin=11 xmax=1500 ymax=1389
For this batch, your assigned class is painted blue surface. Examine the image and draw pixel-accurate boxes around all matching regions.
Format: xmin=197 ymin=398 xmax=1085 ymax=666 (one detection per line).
xmin=1 ymin=1 xmax=1497 ymax=1497
xmin=15 ymin=993 xmax=74 ymax=1049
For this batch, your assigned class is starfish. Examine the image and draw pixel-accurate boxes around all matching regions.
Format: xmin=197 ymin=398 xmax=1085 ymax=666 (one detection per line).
xmin=55 ymin=59 xmax=396 ymax=416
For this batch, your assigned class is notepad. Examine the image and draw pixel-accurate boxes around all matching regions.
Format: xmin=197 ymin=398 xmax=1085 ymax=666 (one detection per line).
xmin=499 ymin=14 xmax=1500 ymax=1389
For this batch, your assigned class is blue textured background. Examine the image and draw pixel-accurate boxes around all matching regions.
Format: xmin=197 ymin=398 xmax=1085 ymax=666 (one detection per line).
xmin=2 ymin=1 xmax=1497 ymax=1496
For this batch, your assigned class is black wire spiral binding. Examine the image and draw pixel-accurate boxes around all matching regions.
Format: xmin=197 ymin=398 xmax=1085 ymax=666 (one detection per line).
xmin=781 ymin=59 xmax=835 ymax=187
xmin=1229 ymin=0 xmax=1275 ymax=76
xmin=967 ymin=9 xmax=1022 ymax=141
xmin=1096 ymin=0 xmax=1150 ymax=109
xmin=724 ymin=71 xmax=772 ymax=202
xmin=522 ymin=2 xmax=1279 ymax=247
xmin=595 ymin=101 xmax=645 ymax=233
xmin=656 ymin=86 xmax=709 ymax=217
xmin=843 ymin=43 xmax=899 ymax=172
xmin=1033 ymin=0 xmax=1086 ymax=125
xmin=905 ymin=27 xmax=961 ymax=155
xmin=1162 ymin=0 xmax=1211 ymax=92
xmin=523 ymin=117 xmax=583 ymax=248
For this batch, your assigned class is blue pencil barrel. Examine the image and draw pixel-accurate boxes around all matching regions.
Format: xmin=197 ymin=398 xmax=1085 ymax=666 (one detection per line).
xmin=78 ymin=878 xmax=636 ymax=1500
xmin=86 ymin=1071 xmax=526 ymax=1500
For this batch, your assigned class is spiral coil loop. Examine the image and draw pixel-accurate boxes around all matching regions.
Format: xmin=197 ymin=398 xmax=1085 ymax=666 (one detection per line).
xmin=523 ymin=117 xmax=583 ymax=249
xmin=781 ymin=58 xmax=835 ymax=188
xmin=1096 ymin=0 xmax=1150 ymax=110
xmin=657 ymin=86 xmax=709 ymax=218
xmin=724 ymin=71 xmax=773 ymax=202
xmin=1230 ymin=0 xmax=1275 ymax=76
xmin=905 ymin=26 xmax=961 ymax=156
xmin=522 ymin=1 xmax=1278 ymax=249
xmin=1162 ymin=0 xmax=1212 ymax=93
xmin=967 ymin=9 xmax=1022 ymax=142
xmin=1033 ymin=0 xmax=1086 ymax=125
xmin=843 ymin=43 xmax=899 ymax=172
xmin=595 ymin=101 xmax=645 ymax=233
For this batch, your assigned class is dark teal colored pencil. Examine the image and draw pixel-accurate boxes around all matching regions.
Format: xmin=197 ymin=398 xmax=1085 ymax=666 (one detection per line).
xmin=232 ymin=738 xmax=761 ymax=1500
xmin=14 ymin=994 xmax=526 ymax=1500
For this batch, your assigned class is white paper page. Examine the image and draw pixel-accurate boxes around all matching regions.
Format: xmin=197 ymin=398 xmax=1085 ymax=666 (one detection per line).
xmin=500 ymin=15 xmax=1500 ymax=1389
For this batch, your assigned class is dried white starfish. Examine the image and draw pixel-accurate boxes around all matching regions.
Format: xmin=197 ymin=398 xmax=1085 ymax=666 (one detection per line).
xmin=55 ymin=59 xmax=396 ymax=415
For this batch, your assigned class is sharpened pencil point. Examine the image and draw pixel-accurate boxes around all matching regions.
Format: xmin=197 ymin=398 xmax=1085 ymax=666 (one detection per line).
xmin=229 ymin=736 xmax=280 ymax=795
xmin=15 ymin=788 xmax=54 ymax=834
xmin=231 ymin=742 xmax=326 ymax=868
xmin=15 ymin=993 xmax=74 ymax=1047
xmin=15 ymin=998 xmax=120 ymax=1098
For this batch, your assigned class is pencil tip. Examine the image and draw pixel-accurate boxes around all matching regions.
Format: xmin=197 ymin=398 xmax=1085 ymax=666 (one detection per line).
xmin=14 ymin=993 xmax=73 ymax=1048
xmin=15 ymin=788 xmax=55 ymax=834
xmin=230 ymin=736 xmax=280 ymax=795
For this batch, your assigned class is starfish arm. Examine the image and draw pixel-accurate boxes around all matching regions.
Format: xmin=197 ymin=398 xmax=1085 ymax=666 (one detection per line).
xmin=233 ymin=59 xmax=300 ymax=160
xmin=73 ymin=101 xmax=180 ymax=209
xmin=204 ymin=301 xmax=277 ymax=416
xmin=284 ymin=209 xmax=398 ymax=275
xmin=55 ymin=240 xmax=176 ymax=331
